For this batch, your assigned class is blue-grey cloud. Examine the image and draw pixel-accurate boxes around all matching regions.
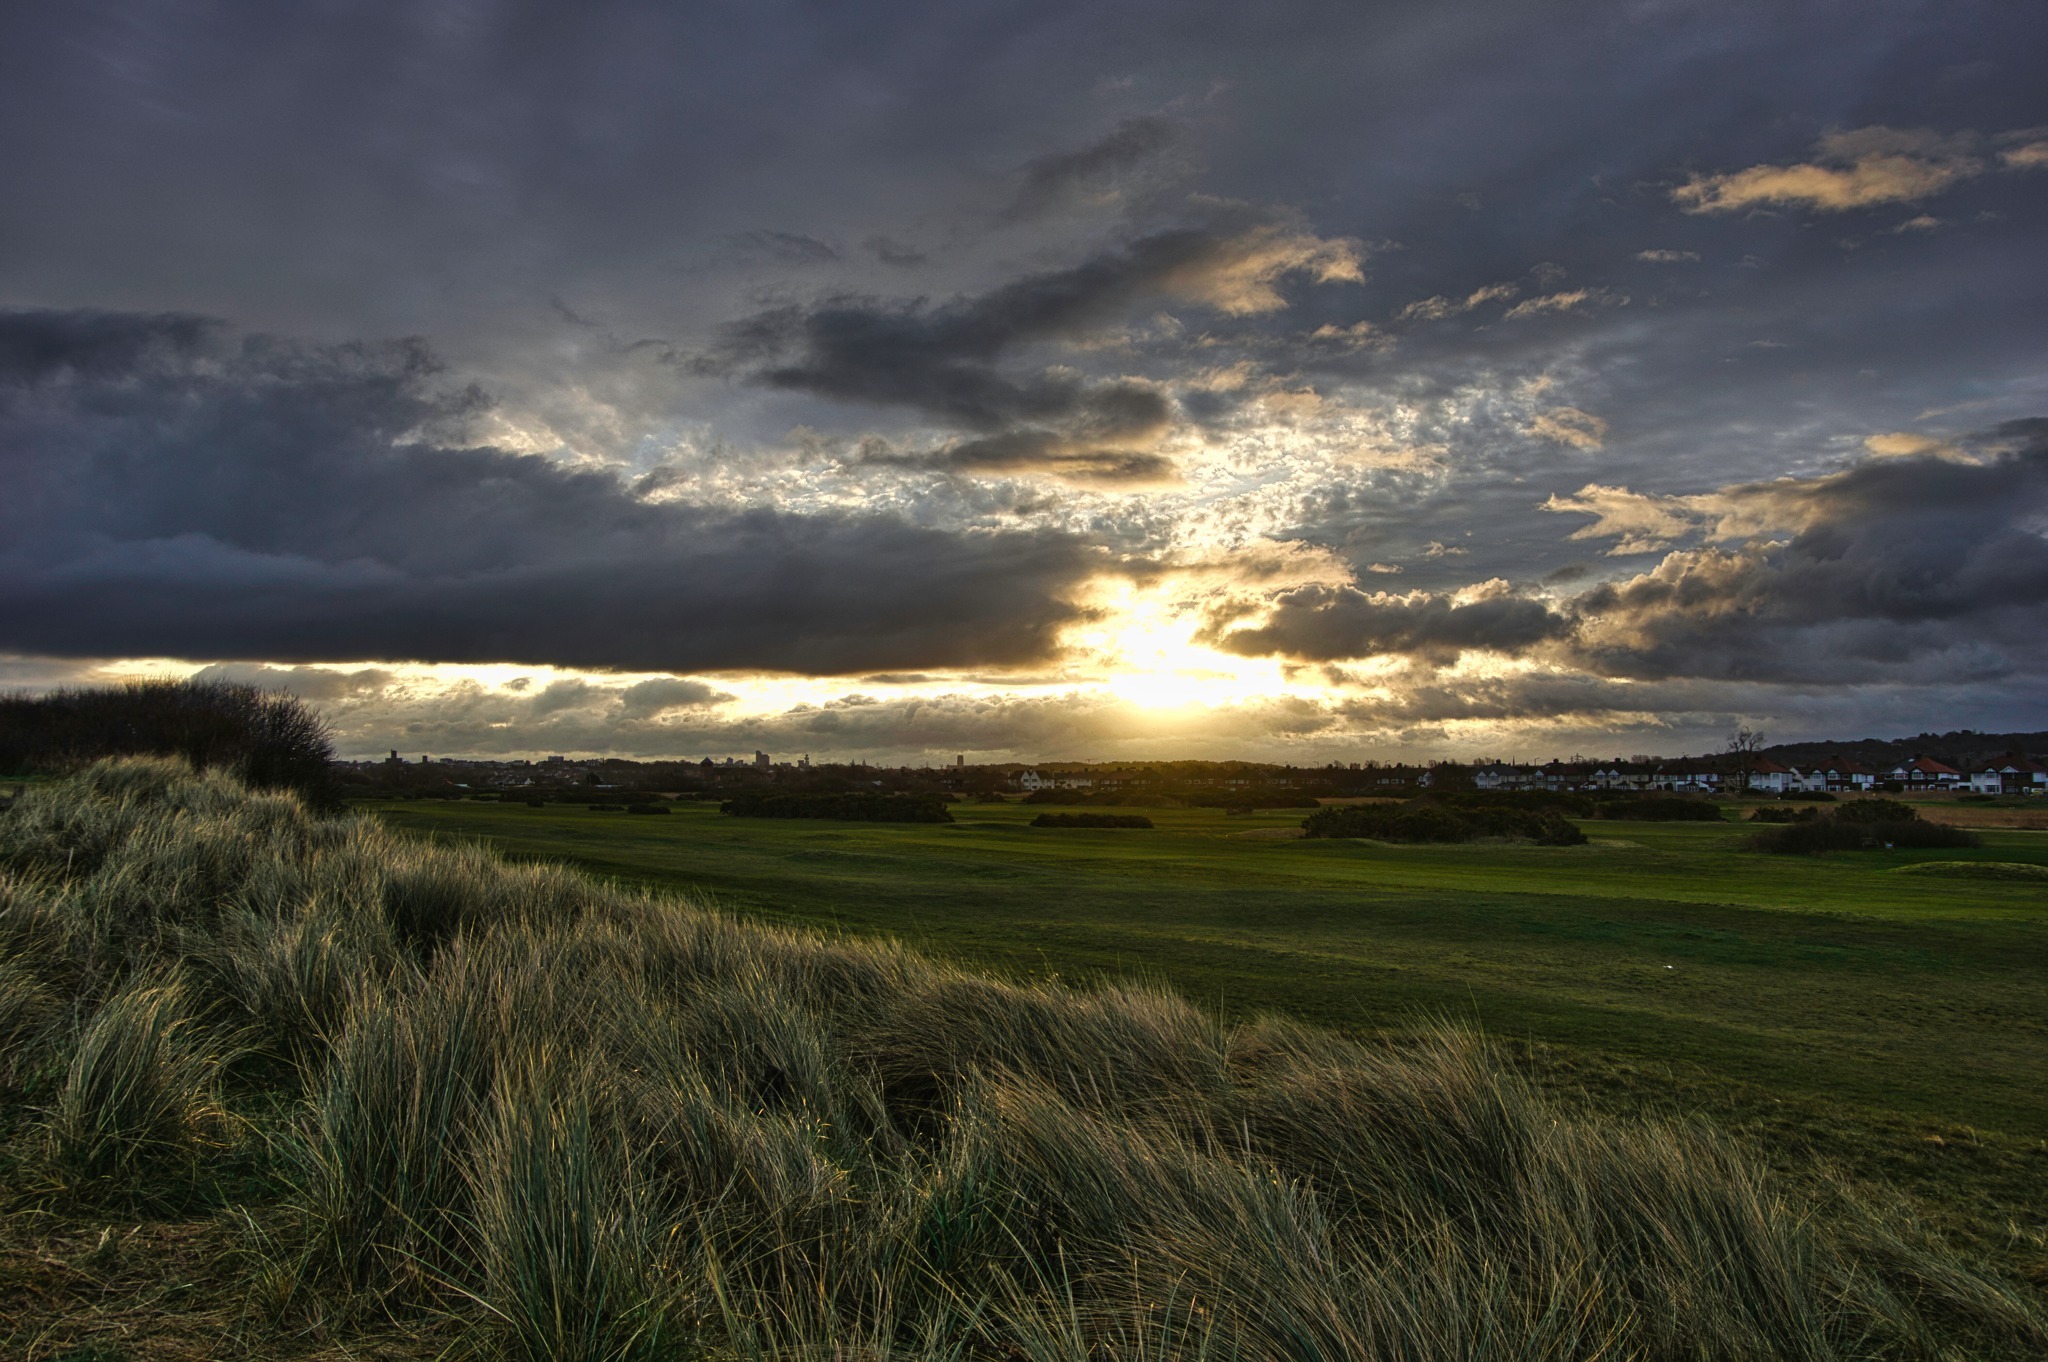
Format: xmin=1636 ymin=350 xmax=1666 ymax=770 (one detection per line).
xmin=0 ymin=308 xmax=1118 ymax=674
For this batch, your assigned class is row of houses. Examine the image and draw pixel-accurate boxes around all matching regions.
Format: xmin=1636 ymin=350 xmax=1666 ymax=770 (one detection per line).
xmin=1470 ymin=755 xmax=2048 ymax=796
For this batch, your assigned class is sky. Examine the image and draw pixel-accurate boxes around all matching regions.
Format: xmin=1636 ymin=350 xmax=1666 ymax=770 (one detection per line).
xmin=3 ymin=0 xmax=2046 ymax=764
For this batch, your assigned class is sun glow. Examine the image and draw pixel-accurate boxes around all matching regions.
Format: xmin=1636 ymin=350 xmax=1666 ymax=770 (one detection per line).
xmin=1063 ymin=580 xmax=1310 ymax=710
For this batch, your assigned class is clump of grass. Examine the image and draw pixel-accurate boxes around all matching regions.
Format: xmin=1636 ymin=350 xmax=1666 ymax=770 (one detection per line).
xmin=285 ymin=970 xmax=492 ymax=1301
xmin=0 ymin=957 xmax=65 ymax=1091
xmin=43 ymin=972 xmax=233 ymax=1198
xmin=4 ymin=757 xmax=2046 ymax=1360
xmin=467 ymin=1052 xmax=680 ymax=1362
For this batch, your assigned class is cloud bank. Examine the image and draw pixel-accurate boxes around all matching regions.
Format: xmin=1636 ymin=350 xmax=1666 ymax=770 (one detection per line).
xmin=0 ymin=308 xmax=1118 ymax=675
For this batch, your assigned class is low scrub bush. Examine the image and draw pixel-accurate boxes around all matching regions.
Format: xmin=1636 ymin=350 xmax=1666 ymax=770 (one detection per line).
xmin=720 ymin=791 xmax=953 ymax=823
xmin=1180 ymin=791 xmax=1322 ymax=811
xmin=1749 ymin=805 xmax=1821 ymax=823
xmin=1433 ymin=790 xmax=1598 ymax=816
xmin=1021 ymin=788 xmax=1175 ymax=806
xmin=1303 ymin=800 xmax=1588 ymax=846
xmin=1593 ymin=796 xmax=1726 ymax=822
xmin=0 ymin=759 xmax=2042 ymax=1359
xmin=1750 ymin=810 xmax=1982 ymax=855
xmin=1835 ymin=798 xmax=1921 ymax=824
xmin=1030 ymin=812 xmax=1155 ymax=829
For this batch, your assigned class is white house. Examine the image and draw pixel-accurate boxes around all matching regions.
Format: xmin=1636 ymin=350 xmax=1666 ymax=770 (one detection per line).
xmin=1890 ymin=757 xmax=1963 ymax=789
xmin=1745 ymin=758 xmax=1797 ymax=795
xmin=1784 ymin=766 xmax=1831 ymax=793
xmin=1651 ymin=763 xmax=1720 ymax=792
xmin=1995 ymin=760 xmax=2048 ymax=795
xmin=1471 ymin=763 xmax=1527 ymax=791
xmin=1813 ymin=758 xmax=1877 ymax=792
xmin=1015 ymin=770 xmax=1049 ymax=791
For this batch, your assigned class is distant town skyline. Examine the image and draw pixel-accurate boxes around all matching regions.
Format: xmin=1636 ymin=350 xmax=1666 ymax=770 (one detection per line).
xmin=3 ymin=1 xmax=2045 ymax=764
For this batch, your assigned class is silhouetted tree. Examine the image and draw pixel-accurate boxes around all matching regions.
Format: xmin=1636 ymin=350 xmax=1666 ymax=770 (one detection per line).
xmin=1724 ymin=725 xmax=1765 ymax=795
xmin=0 ymin=679 xmax=338 ymax=809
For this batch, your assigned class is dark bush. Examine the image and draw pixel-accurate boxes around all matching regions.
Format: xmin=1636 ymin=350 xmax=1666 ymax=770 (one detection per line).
xmin=1835 ymin=798 xmax=1919 ymax=824
xmin=1750 ymin=812 xmax=1980 ymax=855
xmin=0 ymin=679 xmax=336 ymax=809
xmin=524 ymin=798 xmax=546 ymax=808
xmin=625 ymin=803 xmax=670 ymax=815
xmin=1302 ymin=801 xmax=1586 ymax=846
xmin=1782 ymin=791 xmax=1837 ymax=802
xmin=1427 ymin=790 xmax=1598 ymax=817
xmin=1181 ymin=792 xmax=1322 ymax=811
xmin=1593 ymin=797 xmax=1725 ymax=822
xmin=1747 ymin=806 xmax=1820 ymax=824
xmin=720 ymin=791 xmax=954 ymax=823
xmin=1022 ymin=789 xmax=1176 ymax=806
xmin=1030 ymin=812 xmax=1154 ymax=829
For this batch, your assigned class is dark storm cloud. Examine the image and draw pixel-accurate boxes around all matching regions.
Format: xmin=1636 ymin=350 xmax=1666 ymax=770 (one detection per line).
xmin=1205 ymin=583 xmax=1572 ymax=664
xmin=0 ymin=308 xmax=1117 ymax=674
xmin=702 ymin=218 xmax=1352 ymax=423
xmin=698 ymin=217 xmax=1357 ymax=474
xmin=1565 ymin=428 xmax=2048 ymax=683
xmin=1001 ymin=115 xmax=1184 ymax=222
xmin=862 ymin=432 xmax=1179 ymax=487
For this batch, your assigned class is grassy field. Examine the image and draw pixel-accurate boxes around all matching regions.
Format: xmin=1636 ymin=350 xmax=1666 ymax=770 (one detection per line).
xmin=6 ymin=762 xmax=2045 ymax=1359
xmin=370 ymin=796 xmax=2048 ymax=1280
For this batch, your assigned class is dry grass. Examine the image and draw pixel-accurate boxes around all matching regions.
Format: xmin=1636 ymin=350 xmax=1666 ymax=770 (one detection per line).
xmin=1913 ymin=804 xmax=2048 ymax=830
xmin=1 ymin=758 xmax=2044 ymax=1360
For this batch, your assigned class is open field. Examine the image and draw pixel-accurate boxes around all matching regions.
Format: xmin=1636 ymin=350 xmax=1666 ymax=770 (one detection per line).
xmin=370 ymin=796 xmax=2048 ymax=1282
xmin=14 ymin=762 xmax=2045 ymax=1359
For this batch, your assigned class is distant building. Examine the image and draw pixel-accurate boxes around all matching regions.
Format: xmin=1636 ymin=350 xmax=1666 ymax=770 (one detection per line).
xmin=1890 ymin=756 xmax=1962 ymax=789
xmin=1813 ymin=757 xmax=1876 ymax=792
xmin=754 ymin=751 xmax=771 ymax=769
xmin=1747 ymin=758 xmax=1796 ymax=795
xmin=1994 ymin=759 xmax=2047 ymax=795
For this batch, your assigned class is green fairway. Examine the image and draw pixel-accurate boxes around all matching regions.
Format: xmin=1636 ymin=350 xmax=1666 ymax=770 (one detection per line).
xmin=367 ymin=799 xmax=2048 ymax=1142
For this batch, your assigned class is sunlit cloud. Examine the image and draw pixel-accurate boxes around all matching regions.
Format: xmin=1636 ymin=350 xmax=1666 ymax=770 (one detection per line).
xmin=1670 ymin=125 xmax=2048 ymax=214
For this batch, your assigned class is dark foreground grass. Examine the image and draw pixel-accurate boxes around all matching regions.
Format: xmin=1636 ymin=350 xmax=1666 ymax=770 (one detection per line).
xmin=3 ymin=763 xmax=2046 ymax=1360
